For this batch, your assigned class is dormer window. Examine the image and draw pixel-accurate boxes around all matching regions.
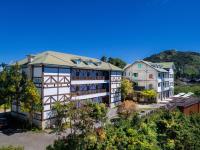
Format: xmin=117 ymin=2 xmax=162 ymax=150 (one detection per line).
xmin=95 ymin=62 xmax=102 ymax=66
xmin=72 ymin=59 xmax=82 ymax=64
xmin=84 ymin=60 xmax=94 ymax=65
xmin=87 ymin=61 xmax=93 ymax=65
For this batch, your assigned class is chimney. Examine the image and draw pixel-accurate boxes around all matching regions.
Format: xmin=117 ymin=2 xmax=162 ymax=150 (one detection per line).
xmin=27 ymin=55 xmax=35 ymax=63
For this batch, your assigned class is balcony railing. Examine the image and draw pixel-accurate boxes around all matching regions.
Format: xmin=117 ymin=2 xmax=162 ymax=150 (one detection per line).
xmin=71 ymin=89 xmax=107 ymax=96
xmin=71 ymin=76 xmax=106 ymax=80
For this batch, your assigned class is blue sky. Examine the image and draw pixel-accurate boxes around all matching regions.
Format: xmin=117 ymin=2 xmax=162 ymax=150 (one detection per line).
xmin=1 ymin=0 xmax=200 ymax=64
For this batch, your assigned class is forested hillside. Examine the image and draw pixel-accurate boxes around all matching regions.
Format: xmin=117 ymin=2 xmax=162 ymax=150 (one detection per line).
xmin=144 ymin=50 xmax=200 ymax=81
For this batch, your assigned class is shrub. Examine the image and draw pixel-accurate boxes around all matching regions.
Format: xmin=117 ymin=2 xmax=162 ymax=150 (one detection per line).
xmin=117 ymin=100 xmax=137 ymax=119
xmin=0 ymin=145 xmax=24 ymax=150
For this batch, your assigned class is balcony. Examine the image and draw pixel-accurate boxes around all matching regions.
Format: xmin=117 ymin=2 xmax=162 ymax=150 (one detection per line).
xmin=71 ymin=76 xmax=106 ymax=80
xmin=71 ymin=89 xmax=107 ymax=96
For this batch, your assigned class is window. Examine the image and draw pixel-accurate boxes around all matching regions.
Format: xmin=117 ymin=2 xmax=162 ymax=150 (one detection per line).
xmin=149 ymin=74 xmax=153 ymax=79
xmin=73 ymin=59 xmax=81 ymax=64
xmin=133 ymin=73 xmax=138 ymax=77
xmin=158 ymin=83 xmax=161 ymax=87
xmin=149 ymin=84 xmax=153 ymax=89
xmin=169 ymin=74 xmax=173 ymax=78
xmin=124 ymin=72 xmax=126 ymax=76
xmin=76 ymin=72 xmax=79 ymax=76
xmin=129 ymin=72 xmax=131 ymax=76
xmin=138 ymin=63 xmax=143 ymax=69
xmin=76 ymin=86 xmax=79 ymax=91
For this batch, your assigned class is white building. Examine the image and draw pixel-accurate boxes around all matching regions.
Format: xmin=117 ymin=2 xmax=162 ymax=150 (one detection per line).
xmin=11 ymin=51 xmax=122 ymax=129
xmin=124 ymin=60 xmax=174 ymax=102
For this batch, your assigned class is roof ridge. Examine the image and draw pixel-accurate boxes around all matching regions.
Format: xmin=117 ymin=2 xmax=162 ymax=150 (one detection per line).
xmin=45 ymin=50 xmax=99 ymax=61
xmin=48 ymin=52 xmax=73 ymax=64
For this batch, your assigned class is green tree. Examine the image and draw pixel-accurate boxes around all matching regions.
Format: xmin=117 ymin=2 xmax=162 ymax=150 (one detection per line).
xmin=141 ymin=89 xmax=157 ymax=102
xmin=108 ymin=57 xmax=127 ymax=69
xmin=121 ymin=78 xmax=134 ymax=100
xmin=100 ymin=56 xmax=107 ymax=62
xmin=52 ymin=101 xmax=67 ymax=132
xmin=7 ymin=63 xmax=23 ymax=114
xmin=0 ymin=65 xmax=9 ymax=112
xmin=21 ymin=79 xmax=41 ymax=128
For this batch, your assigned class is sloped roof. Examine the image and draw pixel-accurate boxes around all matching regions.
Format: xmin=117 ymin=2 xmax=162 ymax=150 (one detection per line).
xmin=156 ymin=62 xmax=174 ymax=69
xmin=124 ymin=60 xmax=173 ymax=72
xmin=124 ymin=64 xmax=131 ymax=69
xmin=16 ymin=51 xmax=122 ymax=71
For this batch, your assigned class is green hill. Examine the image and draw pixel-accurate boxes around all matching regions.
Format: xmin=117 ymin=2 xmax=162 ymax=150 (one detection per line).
xmin=144 ymin=50 xmax=200 ymax=80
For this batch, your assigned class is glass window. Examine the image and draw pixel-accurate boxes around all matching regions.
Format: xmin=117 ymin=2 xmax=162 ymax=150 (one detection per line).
xmin=149 ymin=74 xmax=153 ymax=79
xmin=158 ymin=83 xmax=161 ymax=87
xmin=76 ymin=72 xmax=79 ymax=76
xmin=149 ymin=84 xmax=153 ymax=89
xmin=133 ymin=73 xmax=138 ymax=77
xmin=138 ymin=63 xmax=143 ymax=69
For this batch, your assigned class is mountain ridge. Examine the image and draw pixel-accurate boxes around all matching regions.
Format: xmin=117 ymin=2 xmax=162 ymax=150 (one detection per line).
xmin=144 ymin=50 xmax=200 ymax=80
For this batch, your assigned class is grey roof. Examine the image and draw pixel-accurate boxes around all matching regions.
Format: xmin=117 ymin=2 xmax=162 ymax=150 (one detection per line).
xmin=139 ymin=60 xmax=168 ymax=72
xmin=123 ymin=60 xmax=173 ymax=72
xmin=16 ymin=51 xmax=122 ymax=71
xmin=124 ymin=64 xmax=131 ymax=69
xmin=170 ymin=97 xmax=200 ymax=108
xmin=156 ymin=62 xmax=174 ymax=69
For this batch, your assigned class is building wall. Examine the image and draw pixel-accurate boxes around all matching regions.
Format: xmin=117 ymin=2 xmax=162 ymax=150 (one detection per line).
xmin=110 ymin=71 xmax=122 ymax=107
xmin=180 ymin=103 xmax=200 ymax=115
xmin=124 ymin=61 xmax=174 ymax=101
xmin=124 ymin=61 xmax=158 ymax=91
xmin=11 ymin=65 xmax=122 ymax=129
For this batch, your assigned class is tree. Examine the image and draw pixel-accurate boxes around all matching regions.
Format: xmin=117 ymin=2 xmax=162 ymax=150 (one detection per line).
xmin=121 ymin=78 xmax=134 ymax=100
xmin=0 ymin=63 xmax=22 ymax=113
xmin=108 ymin=57 xmax=127 ymax=69
xmin=7 ymin=63 xmax=23 ymax=114
xmin=141 ymin=89 xmax=157 ymax=102
xmin=117 ymin=100 xmax=137 ymax=119
xmin=52 ymin=101 xmax=67 ymax=132
xmin=0 ymin=66 xmax=9 ymax=112
xmin=88 ymin=102 xmax=108 ymax=126
xmin=100 ymin=56 xmax=107 ymax=62
xmin=20 ymin=79 xmax=41 ymax=128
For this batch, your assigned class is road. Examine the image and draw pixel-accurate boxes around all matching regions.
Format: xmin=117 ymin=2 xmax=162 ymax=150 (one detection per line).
xmin=0 ymin=131 xmax=57 ymax=150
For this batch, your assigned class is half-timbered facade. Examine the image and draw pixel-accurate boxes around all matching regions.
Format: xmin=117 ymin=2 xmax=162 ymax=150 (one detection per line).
xmin=11 ymin=51 xmax=122 ymax=129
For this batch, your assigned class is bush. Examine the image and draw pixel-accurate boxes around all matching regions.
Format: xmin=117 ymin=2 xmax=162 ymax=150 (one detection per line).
xmin=117 ymin=100 xmax=137 ymax=119
xmin=175 ymin=85 xmax=200 ymax=96
xmin=0 ymin=145 xmax=24 ymax=150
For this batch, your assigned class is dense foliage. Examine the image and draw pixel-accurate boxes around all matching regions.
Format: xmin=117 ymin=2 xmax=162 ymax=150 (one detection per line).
xmin=47 ymin=106 xmax=200 ymax=150
xmin=174 ymin=84 xmax=200 ymax=96
xmin=144 ymin=49 xmax=200 ymax=80
xmin=100 ymin=56 xmax=127 ymax=69
xmin=0 ymin=145 xmax=24 ymax=150
xmin=121 ymin=78 xmax=134 ymax=100
xmin=0 ymin=63 xmax=41 ymax=127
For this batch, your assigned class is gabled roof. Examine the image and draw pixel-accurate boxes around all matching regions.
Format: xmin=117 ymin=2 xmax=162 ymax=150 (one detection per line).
xmin=156 ymin=62 xmax=174 ymax=69
xmin=124 ymin=60 xmax=169 ymax=72
xmin=16 ymin=51 xmax=122 ymax=71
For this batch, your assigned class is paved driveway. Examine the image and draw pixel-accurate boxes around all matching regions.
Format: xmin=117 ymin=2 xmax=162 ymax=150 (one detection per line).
xmin=0 ymin=131 xmax=57 ymax=150
xmin=0 ymin=112 xmax=57 ymax=150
